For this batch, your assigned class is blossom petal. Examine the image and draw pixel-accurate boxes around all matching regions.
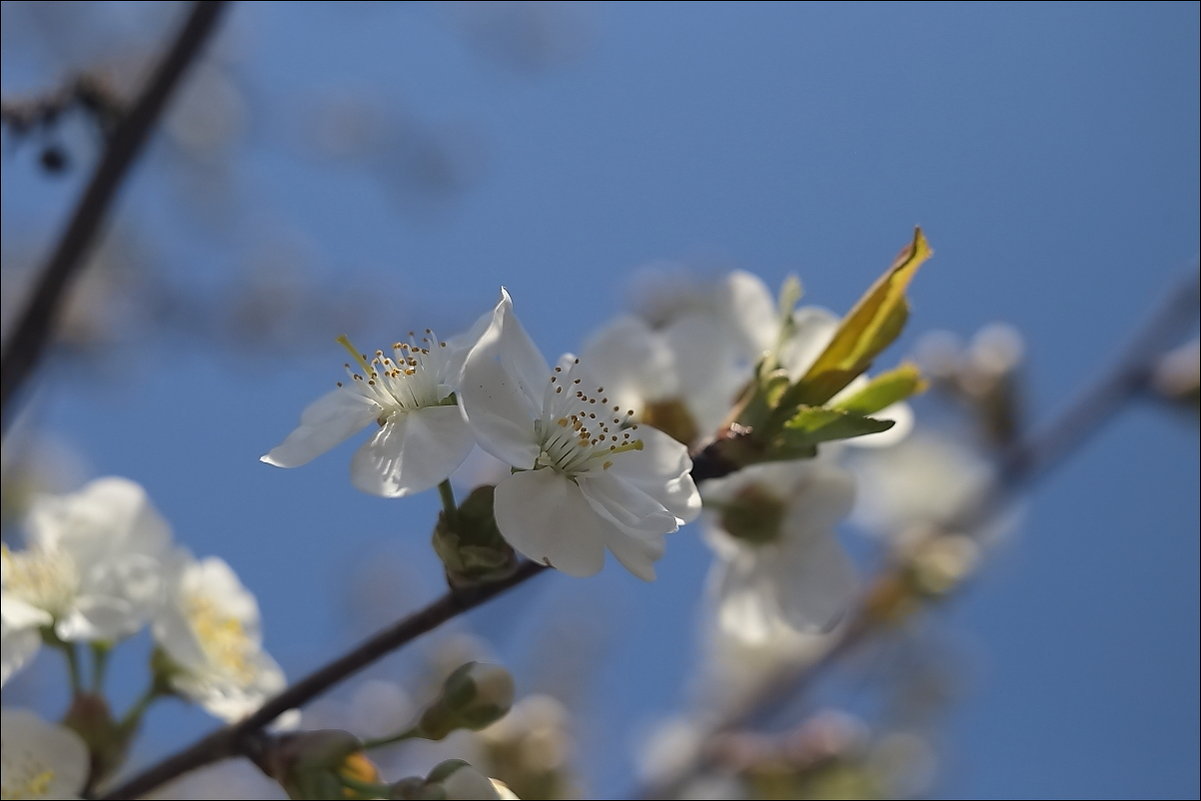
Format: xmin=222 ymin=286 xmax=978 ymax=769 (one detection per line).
xmin=600 ymin=527 xmax=665 ymax=582
xmin=261 ymin=388 xmax=378 ymax=468
xmin=578 ymin=471 xmax=679 ymax=536
xmin=660 ymin=314 xmax=744 ymax=437
xmin=771 ymin=532 xmax=858 ymax=632
xmin=459 ymin=355 xmax=541 ymax=469
xmin=493 ymin=470 xmax=606 ymax=577
xmin=581 ymin=315 xmax=677 ymax=407
xmin=0 ymin=709 xmax=89 ymax=799
xmin=602 ymin=426 xmax=701 ymax=523
xmin=1 ymin=621 xmax=41 ymax=687
xmin=350 ymin=406 xmax=475 ymax=497
xmin=494 ymin=288 xmax=551 ymax=411
xmin=27 ymin=476 xmax=171 ymax=560
xmin=725 ymin=270 xmax=778 ymax=358
xmin=779 ymin=306 xmax=839 ymax=380
xmin=709 ymin=553 xmax=785 ymax=644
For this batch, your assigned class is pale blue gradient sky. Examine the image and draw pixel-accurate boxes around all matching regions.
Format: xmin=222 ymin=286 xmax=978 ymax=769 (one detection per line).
xmin=2 ymin=2 xmax=1198 ymax=798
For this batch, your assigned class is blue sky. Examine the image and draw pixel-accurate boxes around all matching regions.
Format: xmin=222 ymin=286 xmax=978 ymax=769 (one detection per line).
xmin=2 ymin=2 xmax=1198 ymax=798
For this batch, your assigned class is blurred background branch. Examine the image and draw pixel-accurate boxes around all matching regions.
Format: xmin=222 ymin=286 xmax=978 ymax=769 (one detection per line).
xmin=0 ymin=0 xmax=227 ymax=431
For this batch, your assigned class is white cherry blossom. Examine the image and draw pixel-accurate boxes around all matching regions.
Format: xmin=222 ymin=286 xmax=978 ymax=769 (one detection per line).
xmin=1 ymin=708 xmax=89 ymax=801
xmin=262 ymin=320 xmax=486 ymax=498
xmin=1 ymin=477 xmax=173 ymax=686
xmin=702 ymin=459 xmax=858 ymax=642
xmin=153 ymin=555 xmax=286 ymax=722
xmin=458 ymin=289 xmax=700 ymax=580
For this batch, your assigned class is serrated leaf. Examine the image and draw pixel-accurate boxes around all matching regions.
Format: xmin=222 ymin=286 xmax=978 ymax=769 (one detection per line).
xmin=832 ymin=363 xmax=927 ymax=416
xmin=789 ymin=228 xmax=933 ymax=406
xmin=776 ymin=405 xmax=896 ymax=452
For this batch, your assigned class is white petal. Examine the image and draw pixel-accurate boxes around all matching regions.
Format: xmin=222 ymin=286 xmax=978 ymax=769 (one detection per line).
xmin=581 ymin=315 xmax=677 ymax=405
xmin=350 ymin=407 xmax=475 ymax=497
xmin=578 ymin=471 xmax=678 ymax=536
xmin=0 ymin=708 xmax=89 ymax=799
xmin=661 ymin=314 xmax=746 ymax=438
xmin=603 ymin=426 xmax=701 ymax=524
xmin=459 ymin=354 xmax=541 ymax=469
xmin=770 ymin=532 xmax=858 ymax=633
xmin=779 ymin=306 xmax=839 ymax=380
xmin=494 ymin=288 xmax=552 ymax=411
xmin=709 ymin=554 xmax=785 ymax=644
xmin=28 ymin=476 xmax=171 ymax=560
xmin=1 ymin=622 xmax=41 ymax=687
xmin=493 ymin=470 xmax=606 ymax=577
xmin=601 ymin=527 xmax=665 ymax=582
xmin=261 ymin=388 xmax=378 ymax=468
xmin=725 ymin=270 xmax=778 ymax=358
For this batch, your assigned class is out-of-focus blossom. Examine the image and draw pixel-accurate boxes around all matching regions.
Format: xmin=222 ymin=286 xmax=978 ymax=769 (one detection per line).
xmin=627 ymin=264 xmax=778 ymax=363
xmin=262 ymin=316 xmax=488 ymax=498
xmin=581 ymin=314 xmax=744 ymax=447
xmin=458 ymin=289 xmax=700 ymax=579
xmin=1 ymin=477 xmax=173 ymax=685
xmin=474 ymin=694 xmax=576 ymax=800
xmin=851 ymin=432 xmax=994 ymax=542
xmin=0 ymin=708 xmax=89 ymax=800
xmin=153 ymin=555 xmax=285 ymax=723
xmin=702 ymin=460 xmax=858 ymax=643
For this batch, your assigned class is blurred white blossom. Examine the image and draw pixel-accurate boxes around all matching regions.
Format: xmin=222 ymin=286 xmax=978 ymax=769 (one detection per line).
xmin=702 ymin=460 xmax=858 ymax=642
xmin=458 ymin=289 xmax=700 ymax=579
xmin=0 ymin=708 xmax=89 ymax=800
xmin=1 ymin=477 xmax=173 ymax=685
xmin=153 ymin=555 xmax=286 ymax=722
xmin=851 ymin=431 xmax=994 ymax=541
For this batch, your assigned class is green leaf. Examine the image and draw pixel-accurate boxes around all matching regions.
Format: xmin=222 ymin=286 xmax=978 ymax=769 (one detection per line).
xmin=787 ymin=227 xmax=933 ymax=407
xmin=832 ymin=363 xmax=927 ymax=416
xmin=775 ymin=406 xmax=896 ymax=454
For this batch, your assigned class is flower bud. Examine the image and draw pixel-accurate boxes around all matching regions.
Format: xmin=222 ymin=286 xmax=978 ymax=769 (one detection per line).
xmin=432 ymin=486 xmax=518 ymax=589
xmin=417 ymin=662 xmax=514 ymax=740
xmin=416 ymin=760 xmax=518 ymax=800
xmin=263 ymin=729 xmax=379 ymax=800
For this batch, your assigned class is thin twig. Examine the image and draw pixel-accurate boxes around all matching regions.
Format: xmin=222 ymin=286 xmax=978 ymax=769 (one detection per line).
xmin=637 ymin=271 xmax=1201 ymax=799
xmin=0 ymin=1 xmax=229 ymax=432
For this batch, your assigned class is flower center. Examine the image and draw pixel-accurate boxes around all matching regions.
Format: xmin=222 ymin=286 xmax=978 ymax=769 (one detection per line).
xmin=183 ymin=594 xmax=257 ymax=683
xmin=1 ymin=762 xmax=56 ymax=800
xmin=718 ymin=484 xmax=787 ymax=546
xmin=1 ymin=545 xmax=79 ymax=618
xmin=336 ymin=332 xmax=453 ymax=423
xmin=533 ymin=360 xmax=644 ymax=477
xmin=640 ymin=398 xmax=700 ymax=446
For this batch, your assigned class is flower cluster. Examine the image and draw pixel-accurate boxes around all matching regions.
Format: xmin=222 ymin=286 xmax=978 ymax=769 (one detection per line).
xmin=264 ymin=288 xmax=701 ymax=580
xmin=2 ymin=477 xmax=284 ymax=725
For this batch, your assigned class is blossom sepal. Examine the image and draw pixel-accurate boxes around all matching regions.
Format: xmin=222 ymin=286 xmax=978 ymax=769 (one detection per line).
xmin=431 ymin=486 xmax=518 ymax=589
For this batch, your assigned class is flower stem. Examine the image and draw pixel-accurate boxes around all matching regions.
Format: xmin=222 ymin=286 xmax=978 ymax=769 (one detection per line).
xmin=437 ymin=479 xmax=458 ymax=529
xmin=63 ymin=641 xmax=84 ymax=695
xmin=120 ymin=682 xmax=165 ymax=734
xmin=90 ymin=642 xmax=111 ymax=694
xmin=359 ymin=727 xmax=420 ymax=751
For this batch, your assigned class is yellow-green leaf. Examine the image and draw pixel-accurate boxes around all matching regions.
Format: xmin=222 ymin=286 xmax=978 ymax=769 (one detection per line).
xmin=791 ymin=227 xmax=933 ymax=405
xmin=775 ymin=405 xmax=896 ymax=454
xmin=832 ymin=363 xmax=927 ymax=416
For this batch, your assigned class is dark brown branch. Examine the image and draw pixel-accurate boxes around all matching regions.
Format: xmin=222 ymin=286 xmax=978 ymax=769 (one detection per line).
xmin=0 ymin=1 xmax=229 ymax=432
